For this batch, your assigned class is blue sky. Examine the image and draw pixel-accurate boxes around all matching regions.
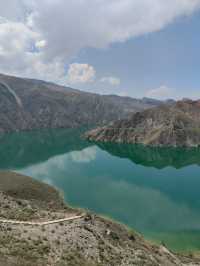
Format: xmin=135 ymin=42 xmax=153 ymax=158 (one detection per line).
xmin=76 ymin=12 xmax=200 ymax=99
xmin=0 ymin=0 xmax=200 ymax=100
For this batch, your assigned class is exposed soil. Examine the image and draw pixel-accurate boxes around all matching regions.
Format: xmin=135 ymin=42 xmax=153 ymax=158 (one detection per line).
xmin=0 ymin=171 xmax=199 ymax=266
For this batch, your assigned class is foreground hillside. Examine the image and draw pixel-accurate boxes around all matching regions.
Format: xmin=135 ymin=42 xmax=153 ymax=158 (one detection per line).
xmin=0 ymin=171 xmax=199 ymax=266
xmin=86 ymin=100 xmax=200 ymax=147
xmin=0 ymin=73 xmax=160 ymax=134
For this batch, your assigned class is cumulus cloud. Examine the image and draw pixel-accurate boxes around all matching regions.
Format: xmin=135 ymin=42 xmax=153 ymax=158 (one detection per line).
xmin=0 ymin=18 xmax=38 ymax=57
xmin=31 ymin=0 xmax=200 ymax=61
xmin=146 ymin=85 xmax=173 ymax=99
xmin=67 ymin=63 xmax=96 ymax=84
xmin=100 ymin=76 xmax=121 ymax=86
xmin=35 ymin=39 xmax=46 ymax=49
xmin=0 ymin=0 xmax=200 ymax=84
xmin=0 ymin=16 xmax=65 ymax=83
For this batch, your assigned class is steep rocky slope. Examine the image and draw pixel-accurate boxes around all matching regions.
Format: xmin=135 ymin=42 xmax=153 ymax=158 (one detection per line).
xmin=86 ymin=100 xmax=200 ymax=147
xmin=0 ymin=73 xmax=160 ymax=134
xmin=0 ymin=171 xmax=199 ymax=266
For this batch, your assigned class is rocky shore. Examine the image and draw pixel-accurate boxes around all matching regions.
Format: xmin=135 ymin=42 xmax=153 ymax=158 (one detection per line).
xmin=0 ymin=171 xmax=199 ymax=265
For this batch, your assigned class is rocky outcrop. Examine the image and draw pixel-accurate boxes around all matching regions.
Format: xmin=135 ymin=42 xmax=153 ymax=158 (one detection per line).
xmin=85 ymin=100 xmax=200 ymax=147
xmin=0 ymin=73 xmax=161 ymax=134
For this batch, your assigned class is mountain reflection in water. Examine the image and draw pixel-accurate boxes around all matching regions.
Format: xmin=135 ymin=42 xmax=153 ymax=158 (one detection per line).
xmin=1 ymin=128 xmax=200 ymax=251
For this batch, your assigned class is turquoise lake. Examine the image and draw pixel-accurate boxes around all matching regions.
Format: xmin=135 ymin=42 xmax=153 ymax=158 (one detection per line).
xmin=1 ymin=128 xmax=200 ymax=252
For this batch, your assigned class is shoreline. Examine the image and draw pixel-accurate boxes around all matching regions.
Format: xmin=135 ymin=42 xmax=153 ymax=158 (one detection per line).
xmin=0 ymin=171 xmax=199 ymax=265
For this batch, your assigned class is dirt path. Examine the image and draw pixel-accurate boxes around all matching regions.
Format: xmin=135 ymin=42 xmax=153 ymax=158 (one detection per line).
xmin=0 ymin=215 xmax=84 ymax=226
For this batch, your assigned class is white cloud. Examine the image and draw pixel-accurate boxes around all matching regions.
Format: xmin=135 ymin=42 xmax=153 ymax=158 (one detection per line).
xmin=0 ymin=16 xmax=65 ymax=83
xmin=0 ymin=0 xmax=28 ymax=22
xmin=100 ymin=76 xmax=121 ymax=86
xmin=0 ymin=18 xmax=38 ymax=56
xmin=0 ymin=0 xmax=200 ymax=84
xmin=31 ymin=0 xmax=200 ymax=61
xmin=67 ymin=63 xmax=96 ymax=84
xmin=146 ymin=85 xmax=172 ymax=99
xmin=35 ymin=39 xmax=46 ymax=49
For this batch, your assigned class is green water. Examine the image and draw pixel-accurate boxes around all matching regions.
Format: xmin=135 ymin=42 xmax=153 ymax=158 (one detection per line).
xmin=1 ymin=128 xmax=200 ymax=252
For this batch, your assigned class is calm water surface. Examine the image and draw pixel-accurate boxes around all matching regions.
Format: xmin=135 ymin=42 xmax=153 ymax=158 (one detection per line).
xmin=1 ymin=128 xmax=200 ymax=251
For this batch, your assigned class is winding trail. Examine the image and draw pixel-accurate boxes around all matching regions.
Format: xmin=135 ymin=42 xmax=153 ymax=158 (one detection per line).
xmin=0 ymin=214 xmax=84 ymax=226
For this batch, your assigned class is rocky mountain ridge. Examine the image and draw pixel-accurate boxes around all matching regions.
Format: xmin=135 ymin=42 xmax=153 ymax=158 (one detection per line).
xmin=0 ymin=73 xmax=162 ymax=134
xmin=85 ymin=100 xmax=200 ymax=147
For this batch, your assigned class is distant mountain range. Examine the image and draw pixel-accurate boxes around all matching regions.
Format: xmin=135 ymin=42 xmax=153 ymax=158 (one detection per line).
xmin=86 ymin=100 xmax=200 ymax=147
xmin=0 ymin=73 xmax=166 ymax=134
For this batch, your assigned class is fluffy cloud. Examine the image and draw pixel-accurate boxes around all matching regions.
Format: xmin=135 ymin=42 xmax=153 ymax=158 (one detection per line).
xmin=100 ymin=76 xmax=121 ymax=86
xmin=31 ymin=0 xmax=200 ymax=61
xmin=35 ymin=39 xmax=47 ymax=49
xmin=0 ymin=16 xmax=65 ymax=83
xmin=0 ymin=0 xmax=200 ymax=84
xmin=67 ymin=63 xmax=96 ymax=84
xmin=0 ymin=18 xmax=38 ymax=57
xmin=146 ymin=85 xmax=172 ymax=99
